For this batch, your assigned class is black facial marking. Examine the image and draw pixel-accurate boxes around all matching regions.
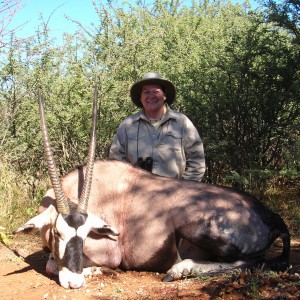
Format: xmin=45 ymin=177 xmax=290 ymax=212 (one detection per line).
xmin=62 ymin=236 xmax=84 ymax=273
xmin=64 ymin=212 xmax=88 ymax=230
xmin=96 ymin=225 xmax=119 ymax=236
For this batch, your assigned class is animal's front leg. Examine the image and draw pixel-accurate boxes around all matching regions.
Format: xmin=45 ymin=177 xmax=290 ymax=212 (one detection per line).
xmin=83 ymin=266 xmax=119 ymax=277
xmin=82 ymin=266 xmax=103 ymax=277
xmin=46 ymin=253 xmax=59 ymax=275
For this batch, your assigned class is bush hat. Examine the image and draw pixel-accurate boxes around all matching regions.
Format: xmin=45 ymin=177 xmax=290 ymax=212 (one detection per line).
xmin=130 ymin=72 xmax=176 ymax=108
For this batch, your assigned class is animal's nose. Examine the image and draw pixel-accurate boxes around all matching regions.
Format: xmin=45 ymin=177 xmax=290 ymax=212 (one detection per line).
xmin=69 ymin=278 xmax=85 ymax=289
xmin=59 ymin=270 xmax=85 ymax=289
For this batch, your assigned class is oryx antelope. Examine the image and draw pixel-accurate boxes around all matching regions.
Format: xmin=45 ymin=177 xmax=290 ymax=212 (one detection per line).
xmin=14 ymin=88 xmax=290 ymax=289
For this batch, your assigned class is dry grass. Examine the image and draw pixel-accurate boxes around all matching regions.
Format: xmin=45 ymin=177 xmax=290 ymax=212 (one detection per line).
xmin=0 ymin=158 xmax=42 ymax=233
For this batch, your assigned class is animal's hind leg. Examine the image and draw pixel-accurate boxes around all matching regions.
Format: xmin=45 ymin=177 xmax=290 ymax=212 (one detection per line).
xmin=177 ymin=239 xmax=212 ymax=261
xmin=163 ymin=259 xmax=257 ymax=282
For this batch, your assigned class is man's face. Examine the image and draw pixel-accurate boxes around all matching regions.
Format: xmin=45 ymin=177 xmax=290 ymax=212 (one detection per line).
xmin=140 ymin=84 xmax=166 ymax=113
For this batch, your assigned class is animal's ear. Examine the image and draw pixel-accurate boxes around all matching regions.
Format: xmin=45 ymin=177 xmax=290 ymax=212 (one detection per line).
xmin=92 ymin=224 xmax=120 ymax=236
xmin=86 ymin=214 xmax=119 ymax=237
xmin=13 ymin=205 xmax=58 ymax=235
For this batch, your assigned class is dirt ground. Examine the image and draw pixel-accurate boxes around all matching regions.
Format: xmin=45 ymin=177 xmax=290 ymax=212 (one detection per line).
xmin=1 ymin=235 xmax=300 ymax=300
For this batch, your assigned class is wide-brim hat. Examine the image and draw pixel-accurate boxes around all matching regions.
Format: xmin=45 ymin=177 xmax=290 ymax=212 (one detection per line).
xmin=130 ymin=72 xmax=176 ymax=108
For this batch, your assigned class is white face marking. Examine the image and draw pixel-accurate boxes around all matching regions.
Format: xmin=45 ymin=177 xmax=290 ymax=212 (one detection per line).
xmin=55 ymin=214 xmax=76 ymax=259
xmin=76 ymin=221 xmax=92 ymax=240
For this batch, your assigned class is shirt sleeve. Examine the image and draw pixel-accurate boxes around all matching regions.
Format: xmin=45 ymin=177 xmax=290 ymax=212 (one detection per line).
xmin=109 ymin=124 xmax=127 ymax=161
xmin=181 ymin=117 xmax=206 ymax=181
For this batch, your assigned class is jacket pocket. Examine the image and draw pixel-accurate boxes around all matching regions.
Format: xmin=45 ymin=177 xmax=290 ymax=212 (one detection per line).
xmin=127 ymin=127 xmax=146 ymax=141
xmin=163 ymin=130 xmax=183 ymax=150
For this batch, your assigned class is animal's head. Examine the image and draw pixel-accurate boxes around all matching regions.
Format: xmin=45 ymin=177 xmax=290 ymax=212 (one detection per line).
xmin=13 ymin=87 xmax=119 ymax=289
xmin=14 ymin=203 xmax=119 ymax=288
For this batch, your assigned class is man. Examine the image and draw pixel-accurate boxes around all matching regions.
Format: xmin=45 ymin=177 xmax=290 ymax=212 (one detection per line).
xmin=109 ymin=72 xmax=205 ymax=181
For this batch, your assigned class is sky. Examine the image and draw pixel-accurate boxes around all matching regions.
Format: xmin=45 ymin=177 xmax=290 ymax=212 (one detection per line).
xmin=6 ymin=0 xmax=99 ymax=44
xmin=5 ymin=0 xmax=260 ymax=45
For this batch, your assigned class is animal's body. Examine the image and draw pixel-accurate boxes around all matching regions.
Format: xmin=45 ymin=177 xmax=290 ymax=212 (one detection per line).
xmin=13 ymin=90 xmax=290 ymax=289
xmin=15 ymin=159 xmax=290 ymax=288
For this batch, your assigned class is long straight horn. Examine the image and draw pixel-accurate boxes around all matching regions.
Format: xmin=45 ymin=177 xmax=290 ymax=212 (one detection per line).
xmin=38 ymin=90 xmax=70 ymax=215
xmin=77 ymin=86 xmax=98 ymax=214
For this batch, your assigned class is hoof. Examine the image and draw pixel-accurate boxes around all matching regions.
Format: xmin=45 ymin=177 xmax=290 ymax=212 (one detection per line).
xmin=162 ymin=274 xmax=175 ymax=282
xmin=101 ymin=266 xmax=119 ymax=276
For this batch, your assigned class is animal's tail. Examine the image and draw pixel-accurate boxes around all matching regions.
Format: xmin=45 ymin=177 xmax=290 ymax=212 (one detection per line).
xmin=263 ymin=230 xmax=290 ymax=272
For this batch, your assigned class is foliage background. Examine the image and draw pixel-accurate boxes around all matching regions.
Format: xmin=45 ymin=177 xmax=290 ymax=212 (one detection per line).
xmin=0 ymin=0 xmax=299 ymax=232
